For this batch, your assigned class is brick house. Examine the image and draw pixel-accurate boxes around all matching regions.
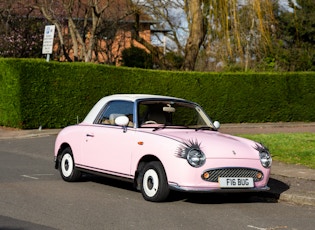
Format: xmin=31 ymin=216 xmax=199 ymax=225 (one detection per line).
xmin=0 ymin=0 xmax=155 ymax=64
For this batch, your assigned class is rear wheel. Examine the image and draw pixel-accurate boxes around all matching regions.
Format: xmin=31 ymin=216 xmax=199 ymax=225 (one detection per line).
xmin=59 ymin=147 xmax=81 ymax=182
xmin=140 ymin=161 xmax=169 ymax=202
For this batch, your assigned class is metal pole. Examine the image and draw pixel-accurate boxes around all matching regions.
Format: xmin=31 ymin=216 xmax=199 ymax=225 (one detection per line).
xmin=163 ymin=33 xmax=166 ymax=55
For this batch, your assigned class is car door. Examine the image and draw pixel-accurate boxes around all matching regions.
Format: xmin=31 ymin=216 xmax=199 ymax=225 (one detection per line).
xmin=80 ymin=100 xmax=136 ymax=177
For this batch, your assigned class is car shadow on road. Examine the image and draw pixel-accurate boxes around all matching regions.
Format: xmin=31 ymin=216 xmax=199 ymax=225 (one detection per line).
xmin=267 ymin=177 xmax=290 ymax=198
xmin=77 ymin=173 xmax=290 ymax=204
xmin=167 ymin=177 xmax=290 ymax=204
xmin=80 ymin=173 xmax=137 ymax=192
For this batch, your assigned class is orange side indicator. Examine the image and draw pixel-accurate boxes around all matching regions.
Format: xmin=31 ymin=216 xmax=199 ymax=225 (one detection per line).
xmin=138 ymin=141 xmax=144 ymax=145
xmin=203 ymin=172 xmax=210 ymax=179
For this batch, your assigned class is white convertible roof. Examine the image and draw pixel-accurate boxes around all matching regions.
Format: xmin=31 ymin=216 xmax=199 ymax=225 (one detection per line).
xmin=99 ymin=94 xmax=183 ymax=102
xmin=83 ymin=94 xmax=186 ymax=124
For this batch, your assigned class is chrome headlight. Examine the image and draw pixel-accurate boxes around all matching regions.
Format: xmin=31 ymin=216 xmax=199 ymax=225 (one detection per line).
xmin=176 ymin=140 xmax=205 ymax=168
xmin=259 ymin=150 xmax=272 ymax=168
xmin=186 ymin=149 xmax=206 ymax=168
xmin=254 ymin=144 xmax=272 ymax=168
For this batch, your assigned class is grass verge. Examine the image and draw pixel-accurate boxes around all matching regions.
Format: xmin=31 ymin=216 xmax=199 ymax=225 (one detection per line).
xmin=239 ymin=133 xmax=315 ymax=169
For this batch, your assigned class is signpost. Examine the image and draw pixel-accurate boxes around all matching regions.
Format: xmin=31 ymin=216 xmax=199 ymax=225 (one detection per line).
xmin=42 ymin=25 xmax=55 ymax=62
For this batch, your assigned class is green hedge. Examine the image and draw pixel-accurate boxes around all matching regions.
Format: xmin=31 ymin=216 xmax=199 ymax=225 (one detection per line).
xmin=1 ymin=58 xmax=315 ymax=129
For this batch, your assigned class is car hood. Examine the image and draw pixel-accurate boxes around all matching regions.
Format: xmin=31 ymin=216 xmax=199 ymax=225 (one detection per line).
xmin=150 ymin=129 xmax=260 ymax=160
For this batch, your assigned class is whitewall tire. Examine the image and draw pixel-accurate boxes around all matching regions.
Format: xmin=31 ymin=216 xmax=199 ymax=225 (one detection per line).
xmin=140 ymin=161 xmax=169 ymax=202
xmin=59 ymin=147 xmax=81 ymax=182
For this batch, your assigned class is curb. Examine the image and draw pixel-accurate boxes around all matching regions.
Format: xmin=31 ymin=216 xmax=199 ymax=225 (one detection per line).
xmin=266 ymin=185 xmax=315 ymax=207
xmin=0 ymin=129 xmax=60 ymax=140
xmin=278 ymin=193 xmax=315 ymax=206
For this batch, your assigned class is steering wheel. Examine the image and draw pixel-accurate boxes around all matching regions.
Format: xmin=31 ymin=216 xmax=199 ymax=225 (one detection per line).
xmin=144 ymin=120 xmax=157 ymax=124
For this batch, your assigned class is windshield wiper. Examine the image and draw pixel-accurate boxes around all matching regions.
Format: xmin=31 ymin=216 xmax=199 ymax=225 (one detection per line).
xmin=153 ymin=124 xmax=189 ymax=131
xmin=195 ymin=126 xmax=217 ymax=131
xmin=153 ymin=124 xmax=166 ymax=131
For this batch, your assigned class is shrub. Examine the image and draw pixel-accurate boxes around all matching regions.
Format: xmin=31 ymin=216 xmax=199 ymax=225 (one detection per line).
xmin=121 ymin=46 xmax=153 ymax=69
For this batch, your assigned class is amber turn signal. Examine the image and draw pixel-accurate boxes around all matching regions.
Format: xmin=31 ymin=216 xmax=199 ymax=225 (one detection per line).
xmin=256 ymin=172 xmax=263 ymax=180
xmin=202 ymin=172 xmax=210 ymax=179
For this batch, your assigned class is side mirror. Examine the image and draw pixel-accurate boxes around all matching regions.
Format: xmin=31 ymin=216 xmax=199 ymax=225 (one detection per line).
xmin=115 ymin=115 xmax=129 ymax=127
xmin=213 ymin=121 xmax=220 ymax=129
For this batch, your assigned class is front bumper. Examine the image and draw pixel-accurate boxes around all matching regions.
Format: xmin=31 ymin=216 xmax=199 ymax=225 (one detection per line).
xmin=169 ymin=183 xmax=270 ymax=193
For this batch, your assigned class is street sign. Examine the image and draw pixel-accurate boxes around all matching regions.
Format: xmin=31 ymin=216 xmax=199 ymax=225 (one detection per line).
xmin=42 ymin=25 xmax=55 ymax=55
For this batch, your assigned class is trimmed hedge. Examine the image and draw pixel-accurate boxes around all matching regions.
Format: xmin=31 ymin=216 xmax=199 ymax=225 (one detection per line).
xmin=1 ymin=58 xmax=315 ymax=129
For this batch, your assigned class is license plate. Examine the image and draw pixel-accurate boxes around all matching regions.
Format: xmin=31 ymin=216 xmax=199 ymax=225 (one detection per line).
xmin=218 ymin=177 xmax=254 ymax=188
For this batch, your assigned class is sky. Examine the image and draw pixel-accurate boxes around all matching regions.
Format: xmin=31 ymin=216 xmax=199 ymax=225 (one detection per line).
xmin=277 ymin=0 xmax=300 ymax=12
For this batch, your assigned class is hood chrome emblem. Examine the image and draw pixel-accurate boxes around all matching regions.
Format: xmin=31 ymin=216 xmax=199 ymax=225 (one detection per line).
xmin=232 ymin=150 xmax=236 ymax=155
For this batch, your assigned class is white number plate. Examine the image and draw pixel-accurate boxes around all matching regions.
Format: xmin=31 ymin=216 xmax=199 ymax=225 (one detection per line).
xmin=219 ymin=177 xmax=254 ymax=188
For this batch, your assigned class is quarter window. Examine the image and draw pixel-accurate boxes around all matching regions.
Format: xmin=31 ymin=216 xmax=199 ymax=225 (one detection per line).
xmin=96 ymin=101 xmax=134 ymax=126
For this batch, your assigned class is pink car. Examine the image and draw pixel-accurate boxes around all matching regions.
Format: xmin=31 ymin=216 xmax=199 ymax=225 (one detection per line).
xmin=54 ymin=94 xmax=272 ymax=202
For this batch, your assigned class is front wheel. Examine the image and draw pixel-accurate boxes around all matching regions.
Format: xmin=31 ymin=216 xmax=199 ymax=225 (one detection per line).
xmin=140 ymin=161 xmax=169 ymax=202
xmin=59 ymin=147 xmax=81 ymax=182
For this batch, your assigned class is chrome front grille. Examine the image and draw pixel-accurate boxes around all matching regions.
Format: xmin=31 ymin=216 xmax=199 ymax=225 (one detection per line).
xmin=202 ymin=168 xmax=263 ymax=182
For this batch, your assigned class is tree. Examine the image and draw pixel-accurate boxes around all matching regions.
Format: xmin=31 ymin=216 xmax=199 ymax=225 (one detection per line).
xmin=272 ymin=0 xmax=315 ymax=71
xmin=131 ymin=0 xmax=186 ymax=70
xmin=181 ymin=0 xmax=205 ymax=70
xmin=0 ymin=0 xmax=154 ymax=64
xmin=32 ymin=0 xmax=117 ymax=62
xmin=136 ymin=0 xmax=276 ymax=71
xmin=19 ymin=0 xmax=144 ymax=63
xmin=0 ymin=1 xmax=44 ymax=58
xmin=194 ymin=0 xmax=275 ymax=71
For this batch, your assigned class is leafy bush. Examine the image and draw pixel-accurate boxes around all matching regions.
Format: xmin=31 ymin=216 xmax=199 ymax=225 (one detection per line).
xmin=0 ymin=18 xmax=44 ymax=58
xmin=164 ymin=52 xmax=184 ymax=70
xmin=121 ymin=46 xmax=153 ymax=69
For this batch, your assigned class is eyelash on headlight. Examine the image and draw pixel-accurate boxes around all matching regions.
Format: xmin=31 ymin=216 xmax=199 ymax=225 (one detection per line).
xmin=253 ymin=143 xmax=269 ymax=153
xmin=175 ymin=139 xmax=202 ymax=159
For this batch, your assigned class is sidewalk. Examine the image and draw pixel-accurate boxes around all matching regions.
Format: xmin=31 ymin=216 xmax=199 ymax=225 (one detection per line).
xmin=0 ymin=122 xmax=315 ymax=206
xmin=0 ymin=127 xmax=61 ymax=140
xmin=220 ymin=122 xmax=315 ymax=134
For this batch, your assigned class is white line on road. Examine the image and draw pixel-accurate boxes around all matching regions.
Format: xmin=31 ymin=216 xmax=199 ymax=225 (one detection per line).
xmin=21 ymin=175 xmax=39 ymax=180
xmin=247 ymin=226 xmax=266 ymax=230
xmin=21 ymin=174 xmax=54 ymax=180
xmin=33 ymin=174 xmax=54 ymax=176
xmin=247 ymin=225 xmax=288 ymax=230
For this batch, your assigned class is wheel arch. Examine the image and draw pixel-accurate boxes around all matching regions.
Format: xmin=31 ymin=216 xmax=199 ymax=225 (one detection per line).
xmin=134 ymin=154 xmax=166 ymax=190
xmin=55 ymin=143 xmax=71 ymax=169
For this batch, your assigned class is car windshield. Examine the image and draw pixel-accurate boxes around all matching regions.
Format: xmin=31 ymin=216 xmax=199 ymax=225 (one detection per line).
xmin=137 ymin=99 xmax=215 ymax=129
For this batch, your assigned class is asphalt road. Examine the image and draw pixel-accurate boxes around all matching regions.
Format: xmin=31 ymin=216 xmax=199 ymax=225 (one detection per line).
xmin=0 ymin=135 xmax=314 ymax=230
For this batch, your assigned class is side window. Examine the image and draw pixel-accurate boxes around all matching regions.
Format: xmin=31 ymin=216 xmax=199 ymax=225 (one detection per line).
xmin=96 ymin=100 xmax=134 ymax=126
